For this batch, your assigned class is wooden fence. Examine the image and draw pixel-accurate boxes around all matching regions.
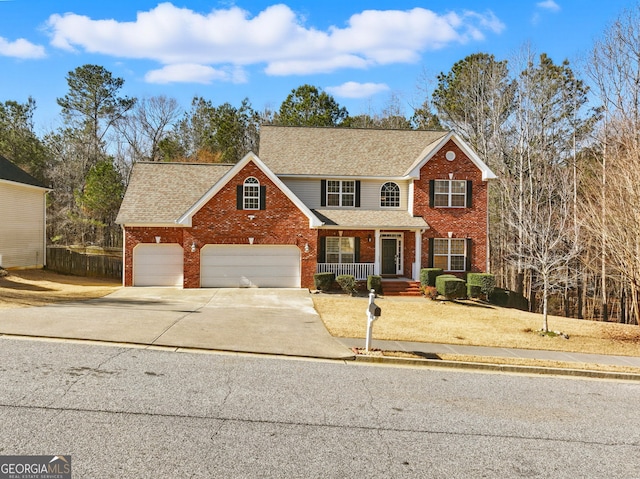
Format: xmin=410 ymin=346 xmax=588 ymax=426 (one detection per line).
xmin=46 ymin=247 xmax=122 ymax=280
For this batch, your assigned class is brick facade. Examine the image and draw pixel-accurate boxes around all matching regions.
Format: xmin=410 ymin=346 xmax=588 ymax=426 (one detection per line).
xmin=123 ymin=161 xmax=317 ymax=288
xmin=413 ymin=139 xmax=488 ymax=273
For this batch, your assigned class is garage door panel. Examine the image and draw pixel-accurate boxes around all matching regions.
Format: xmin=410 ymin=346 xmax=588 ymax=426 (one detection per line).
xmin=202 ymin=255 xmax=298 ymax=267
xmin=201 ymin=245 xmax=300 ymax=288
xmin=133 ymin=244 xmax=183 ymax=287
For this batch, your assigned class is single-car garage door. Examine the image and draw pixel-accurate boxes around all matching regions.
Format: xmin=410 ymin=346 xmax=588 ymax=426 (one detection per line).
xmin=133 ymin=244 xmax=184 ymax=286
xmin=201 ymin=244 xmax=300 ymax=288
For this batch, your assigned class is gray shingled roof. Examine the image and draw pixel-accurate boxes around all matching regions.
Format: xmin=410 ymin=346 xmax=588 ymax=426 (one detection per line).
xmin=116 ymin=162 xmax=233 ymax=225
xmin=0 ymin=155 xmax=48 ymax=189
xmin=259 ymin=126 xmax=448 ymax=177
xmin=313 ymin=209 xmax=428 ymax=229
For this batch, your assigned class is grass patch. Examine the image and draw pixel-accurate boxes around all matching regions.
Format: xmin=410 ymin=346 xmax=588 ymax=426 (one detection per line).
xmin=312 ymin=294 xmax=640 ymax=357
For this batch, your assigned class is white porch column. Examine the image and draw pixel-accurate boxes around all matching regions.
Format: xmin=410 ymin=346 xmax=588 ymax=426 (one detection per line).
xmin=373 ymin=229 xmax=381 ymax=275
xmin=413 ymin=229 xmax=423 ymax=281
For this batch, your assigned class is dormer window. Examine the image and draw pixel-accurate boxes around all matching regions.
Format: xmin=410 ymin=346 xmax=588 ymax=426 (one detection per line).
xmin=380 ymin=182 xmax=400 ymax=208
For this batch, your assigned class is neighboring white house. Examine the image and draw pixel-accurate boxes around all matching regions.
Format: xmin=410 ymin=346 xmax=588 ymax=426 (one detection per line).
xmin=0 ymin=155 xmax=49 ymax=269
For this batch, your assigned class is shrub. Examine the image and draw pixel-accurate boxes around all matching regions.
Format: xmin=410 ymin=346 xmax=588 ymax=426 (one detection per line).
xmin=420 ymin=268 xmax=443 ymax=287
xmin=313 ymin=272 xmax=335 ymax=291
xmin=367 ymin=275 xmax=382 ymax=295
xmin=336 ymin=274 xmax=357 ymax=295
xmin=467 ymin=284 xmax=483 ymax=299
xmin=489 ymin=287 xmax=529 ymax=310
xmin=435 ymin=274 xmax=467 ymax=299
xmin=466 ymin=273 xmax=496 ymax=299
xmin=422 ymin=285 xmax=438 ymax=300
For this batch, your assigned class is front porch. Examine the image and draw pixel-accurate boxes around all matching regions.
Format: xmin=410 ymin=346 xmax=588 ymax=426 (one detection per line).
xmin=317 ymin=228 xmax=425 ymax=281
xmin=314 ymin=263 xmax=422 ymax=296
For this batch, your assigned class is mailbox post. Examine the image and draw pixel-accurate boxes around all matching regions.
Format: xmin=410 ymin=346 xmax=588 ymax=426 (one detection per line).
xmin=365 ymin=289 xmax=381 ymax=351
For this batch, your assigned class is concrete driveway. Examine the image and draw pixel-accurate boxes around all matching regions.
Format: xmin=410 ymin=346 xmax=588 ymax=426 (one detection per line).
xmin=0 ymin=288 xmax=354 ymax=359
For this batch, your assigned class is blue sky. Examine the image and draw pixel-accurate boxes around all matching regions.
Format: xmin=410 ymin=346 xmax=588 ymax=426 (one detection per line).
xmin=0 ymin=0 xmax=634 ymax=131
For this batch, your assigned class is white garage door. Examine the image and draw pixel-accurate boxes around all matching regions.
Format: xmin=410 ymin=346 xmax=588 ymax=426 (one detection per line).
xmin=201 ymin=245 xmax=300 ymax=288
xmin=133 ymin=244 xmax=184 ymax=286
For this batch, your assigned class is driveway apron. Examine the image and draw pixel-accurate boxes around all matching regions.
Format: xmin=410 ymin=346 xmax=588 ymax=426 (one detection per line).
xmin=0 ymin=288 xmax=354 ymax=360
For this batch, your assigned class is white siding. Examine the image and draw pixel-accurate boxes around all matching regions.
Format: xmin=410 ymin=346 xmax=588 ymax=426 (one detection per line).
xmin=281 ymin=178 xmax=409 ymax=210
xmin=359 ymin=179 xmax=409 ymax=210
xmin=282 ymin=178 xmax=321 ymax=208
xmin=0 ymin=182 xmax=46 ymax=268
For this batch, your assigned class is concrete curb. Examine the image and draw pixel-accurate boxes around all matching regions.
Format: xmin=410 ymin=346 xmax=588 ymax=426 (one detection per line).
xmin=3 ymin=332 xmax=639 ymax=381
xmin=353 ymin=354 xmax=640 ymax=381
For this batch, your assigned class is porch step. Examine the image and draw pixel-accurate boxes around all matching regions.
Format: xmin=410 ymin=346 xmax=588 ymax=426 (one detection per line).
xmin=382 ymin=280 xmax=422 ymax=297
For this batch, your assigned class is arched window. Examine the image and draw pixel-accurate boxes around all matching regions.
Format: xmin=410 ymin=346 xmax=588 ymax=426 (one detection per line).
xmin=243 ymin=177 xmax=260 ymax=210
xmin=380 ymin=182 xmax=400 ymax=208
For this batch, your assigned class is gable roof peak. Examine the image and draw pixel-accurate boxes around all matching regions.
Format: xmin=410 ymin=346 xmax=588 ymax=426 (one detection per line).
xmin=0 ymin=154 xmax=49 ymax=189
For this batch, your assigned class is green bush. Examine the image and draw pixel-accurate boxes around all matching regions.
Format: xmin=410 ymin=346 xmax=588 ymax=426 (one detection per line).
xmin=435 ymin=274 xmax=467 ymax=299
xmin=466 ymin=273 xmax=496 ymax=299
xmin=313 ymin=272 xmax=335 ymax=291
xmin=420 ymin=268 xmax=443 ymax=287
xmin=489 ymin=287 xmax=529 ymax=310
xmin=336 ymin=274 xmax=357 ymax=295
xmin=367 ymin=275 xmax=382 ymax=295
xmin=467 ymin=284 xmax=483 ymax=299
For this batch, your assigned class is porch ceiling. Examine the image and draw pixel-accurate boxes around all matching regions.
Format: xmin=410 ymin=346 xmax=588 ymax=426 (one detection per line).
xmin=312 ymin=209 xmax=429 ymax=230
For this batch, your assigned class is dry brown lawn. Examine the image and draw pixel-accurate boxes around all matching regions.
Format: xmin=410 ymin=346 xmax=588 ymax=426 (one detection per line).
xmin=312 ymin=293 xmax=640 ymax=357
xmin=0 ymin=269 xmax=120 ymax=308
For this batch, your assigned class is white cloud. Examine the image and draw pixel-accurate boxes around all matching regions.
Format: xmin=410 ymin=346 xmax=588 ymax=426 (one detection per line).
xmin=326 ymin=82 xmax=390 ymax=99
xmin=145 ymin=64 xmax=247 ymax=84
xmin=0 ymin=36 xmax=46 ymax=59
xmin=46 ymin=3 xmax=504 ymax=82
xmin=537 ymin=0 xmax=561 ymax=12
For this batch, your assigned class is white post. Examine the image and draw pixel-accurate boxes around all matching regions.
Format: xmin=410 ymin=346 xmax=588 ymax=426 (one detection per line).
xmin=373 ymin=230 xmax=381 ymax=275
xmin=365 ymin=289 xmax=377 ymax=351
xmin=414 ymin=229 xmax=422 ymax=281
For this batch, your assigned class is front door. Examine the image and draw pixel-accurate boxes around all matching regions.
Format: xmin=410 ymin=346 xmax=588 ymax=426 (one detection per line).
xmin=381 ymin=238 xmax=398 ymax=275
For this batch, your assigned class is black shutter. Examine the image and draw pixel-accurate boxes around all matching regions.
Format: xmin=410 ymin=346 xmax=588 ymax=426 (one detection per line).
xmin=429 ymin=180 xmax=435 ymax=208
xmin=320 ymin=180 xmax=327 ymax=207
xmin=354 ymin=237 xmax=360 ymax=262
xmin=236 ymin=185 xmax=243 ymax=210
xmin=466 ymin=181 xmax=473 ymax=208
xmin=318 ymin=236 xmax=326 ymax=263
xmin=259 ymin=186 xmax=266 ymax=210
xmin=466 ymin=238 xmax=472 ymax=271
xmin=428 ymin=238 xmax=434 ymax=268
xmin=355 ymin=181 xmax=361 ymax=207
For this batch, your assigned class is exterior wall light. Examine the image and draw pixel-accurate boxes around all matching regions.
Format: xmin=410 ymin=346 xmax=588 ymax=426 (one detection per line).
xmin=304 ymin=243 xmax=310 ymax=253
xmin=191 ymin=242 xmax=196 ymax=252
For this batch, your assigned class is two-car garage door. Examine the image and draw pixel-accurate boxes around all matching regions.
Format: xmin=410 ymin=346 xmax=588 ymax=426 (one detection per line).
xmin=201 ymin=244 xmax=300 ymax=288
xmin=132 ymin=243 xmax=301 ymax=287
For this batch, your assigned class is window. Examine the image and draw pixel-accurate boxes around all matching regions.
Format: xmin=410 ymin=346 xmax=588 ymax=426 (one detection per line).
xmin=433 ymin=238 xmax=467 ymax=271
xmin=380 ymin=182 xmax=400 ymax=208
xmin=243 ymin=177 xmax=260 ymax=210
xmin=325 ymin=237 xmax=355 ymax=263
xmin=434 ymin=180 xmax=467 ymax=207
xmin=327 ymin=180 xmax=355 ymax=207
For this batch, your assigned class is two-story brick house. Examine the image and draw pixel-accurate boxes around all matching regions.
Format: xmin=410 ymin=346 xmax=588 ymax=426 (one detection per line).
xmin=116 ymin=126 xmax=496 ymax=290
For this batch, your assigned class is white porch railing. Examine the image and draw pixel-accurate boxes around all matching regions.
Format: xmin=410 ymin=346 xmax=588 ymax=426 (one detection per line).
xmin=316 ymin=263 xmax=375 ymax=280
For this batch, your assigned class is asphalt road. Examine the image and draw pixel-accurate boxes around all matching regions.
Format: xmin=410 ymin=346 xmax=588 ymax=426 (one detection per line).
xmin=0 ymin=337 xmax=638 ymax=478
